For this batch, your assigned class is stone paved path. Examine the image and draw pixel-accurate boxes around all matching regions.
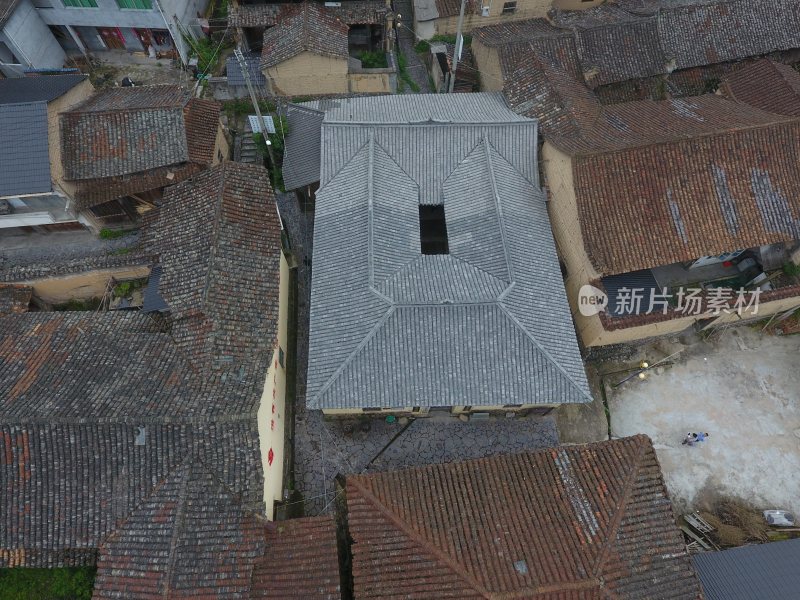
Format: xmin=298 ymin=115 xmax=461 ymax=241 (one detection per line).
xmin=395 ymin=0 xmax=434 ymax=93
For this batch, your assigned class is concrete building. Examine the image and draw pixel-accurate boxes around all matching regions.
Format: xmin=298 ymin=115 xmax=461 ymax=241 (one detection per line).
xmin=0 ymin=0 xmax=205 ymax=71
xmin=287 ymin=93 xmax=591 ymax=416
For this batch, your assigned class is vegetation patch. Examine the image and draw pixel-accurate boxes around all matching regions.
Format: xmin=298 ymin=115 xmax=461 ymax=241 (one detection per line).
xmin=0 ymin=567 xmax=95 ymax=600
xmin=98 ymin=228 xmax=127 ymax=240
xmin=358 ymin=51 xmax=388 ymax=69
xmin=252 ymin=114 xmax=289 ymax=192
xmin=222 ymin=99 xmax=277 ymax=121
xmin=396 ymin=53 xmax=420 ymax=93
xmin=53 ymin=298 xmax=103 ymax=312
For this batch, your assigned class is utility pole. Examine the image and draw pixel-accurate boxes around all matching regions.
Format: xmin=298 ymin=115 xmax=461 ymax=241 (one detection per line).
xmin=448 ymin=0 xmax=467 ymax=93
xmin=234 ymin=48 xmax=275 ymax=168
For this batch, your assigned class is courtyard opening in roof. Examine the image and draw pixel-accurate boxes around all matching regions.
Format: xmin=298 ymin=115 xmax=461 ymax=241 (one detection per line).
xmin=419 ymin=204 xmax=449 ymax=254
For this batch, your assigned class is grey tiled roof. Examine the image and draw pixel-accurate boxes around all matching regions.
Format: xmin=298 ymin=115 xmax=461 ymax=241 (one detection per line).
xmin=304 ymin=92 xmax=530 ymax=123
xmin=229 ymin=0 xmax=387 ymax=28
xmin=306 ymin=96 xmax=590 ymax=410
xmin=0 ymin=74 xmax=87 ymax=105
xmin=692 ymin=538 xmax=800 ymax=600
xmin=0 ymin=102 xmax=51 ymax=197
xmin=282 ymin=93 xmax=528 ymax=190
xmin=0 ymin=163 xmax=282 ymax=570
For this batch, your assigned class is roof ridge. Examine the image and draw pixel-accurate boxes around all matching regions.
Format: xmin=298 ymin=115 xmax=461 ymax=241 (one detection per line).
xmin=348 ymin=477 xmax=492 ymax=598
xmin=591 ymin=436 xmax=649 ymax=578
xmin=497 ymin=303 xmax=592 ymax=401
xmin=200 ymin=165 xmax=228 ymax=310
xmin=162 ymin=461 xmax=192 ymax=598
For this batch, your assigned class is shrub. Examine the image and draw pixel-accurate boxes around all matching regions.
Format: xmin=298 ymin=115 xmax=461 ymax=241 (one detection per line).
xmin=0 ymin=567 xmax=96 ymax=600
xmin=414 ymin=40 xmax=431 ymax=54
xmin=99 ymin=228 xmax=126 ymax=240
xmin=783 ymin=262 xmax=800 ymax=277
xmin=358 ymin=50 xmax=388 ymax=69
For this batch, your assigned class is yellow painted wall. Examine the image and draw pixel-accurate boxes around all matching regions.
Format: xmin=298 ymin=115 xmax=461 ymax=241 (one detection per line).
xmin=265 ymin=52 xmax=349 ymax=96
xmin=472 ymin=39 xmax=504 ymax=91
xmin=48 ymin=78 xmax=94 ymax=199
xmin=212 ymin=121 xmax=230 ymax=164
xmin=349 ymin=72 xmax=393 ymax=93
xmin=257 ymin=252 xmax=290 ymax=520
xmin=13 ymin=265 xmax=150 ymax=304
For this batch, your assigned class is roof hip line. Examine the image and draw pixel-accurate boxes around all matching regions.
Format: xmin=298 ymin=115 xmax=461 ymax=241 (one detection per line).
xmin=497 ymin=303 xmax=591 ymax=401
xmin=591 ymin=437 xmax=649 ymax=578
xmin=482 ymin=136 xmax=514 ymax=282
xmin=312 ymin=305 xmax=395 ymax=401
xmin=349 ymin=477 xmax=493 ymax=598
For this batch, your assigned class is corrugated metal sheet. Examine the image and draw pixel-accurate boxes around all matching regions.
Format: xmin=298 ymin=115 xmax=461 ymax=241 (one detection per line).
xmin=0 ymin=74 xmax=87 ymax=105
xmin=0 ymin=102 xmax=51 ymax=197
xmin=693 ymin=538 xmax=800 ymax=600
xmin=601 ymin=269 xmax=660 ymax=317
xmin=282 ymin=104 xmax=324 ymax=191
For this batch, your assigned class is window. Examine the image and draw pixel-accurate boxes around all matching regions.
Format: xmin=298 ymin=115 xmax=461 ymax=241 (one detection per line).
xmin=418 ymin=205 xmax=449 ymax=255
xmin=63 ymin=0 xmax=97 ymax=7
xmin=502 ymin=1 xmax=517 ymax=13
xmin=362 ymin=407 xmax=382 ymax=412
xmin=278 ymin=347 xmax=285 ymax=368
xmin=116 ymin=0 xmax=152 ymax=9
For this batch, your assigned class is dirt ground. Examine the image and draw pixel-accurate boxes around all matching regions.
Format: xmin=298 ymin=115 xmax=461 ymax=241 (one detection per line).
xmin=69 ymin=51 xmax=192 ymax=89
xmin=604 ymin=325 xmax=800 ymax=517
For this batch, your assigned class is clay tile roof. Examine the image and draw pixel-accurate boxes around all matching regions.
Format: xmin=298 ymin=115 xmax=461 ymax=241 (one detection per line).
xmin=492 ymin=0 xmax=800 ymax=90
xmin=148 ymin=163 xmax=282 ymax=380
xmin=94 ymin=459 xmax=266 ymax=599
xmin=0 ymin=284 xmax=31 ymax=316
xmin=0 ymin=163 xmax=282 ymax=569
xmin=558 ymin=95 xmax=800 ymax=275
xmin=251 ymin=516 xmax=342 ymax=599
xmin=184 ymin=98 xmax=223 ymax=164
xmin=723 ymin=59 xmax=800 ymax=117
xmin=346 ymin=435 xmax=703 ymax=599
xmin=59 ymin=86 xmax=222 ymax=207
xmin=260 ymin=3 xmax=349 ymax=69
xmin=434 ymin=0 xmax=479 ymax=18
xmin=503 ymin=54 xmax=601 ymax=139
xmin=229 ymin=0 xmax=387 ymax=27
